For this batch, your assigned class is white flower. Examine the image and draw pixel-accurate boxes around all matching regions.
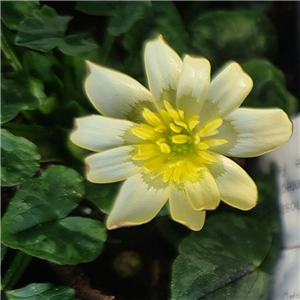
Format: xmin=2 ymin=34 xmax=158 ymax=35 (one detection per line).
xmin=71 ymin=35 xmax=292 ymax=231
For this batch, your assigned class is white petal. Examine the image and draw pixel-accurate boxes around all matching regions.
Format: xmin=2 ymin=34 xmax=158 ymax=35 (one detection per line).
xmin=144 ymin=35 xmax=182 ymax=109
xmin=70 ymin=115 xmax=140 ymax=152
xmin=85 ymin=146 xmax=142 ymax=183
xmin=208 ymin=108 xmax=293 ymax=157
xmin=169 ymin=186 xmax=206 ymax=231
xmin=176 ymin=55 xmax=211 ymax=117
xmin=200 ymin=62 xmax=253 ymax=121
xmin=107 ymin=174 xmax=169 ymax=229
xmin=185 ymin=169 xmax=220 ymax=211
xmin=207 ymin=154 xmax=258 ymax=210
xmin=85 ymin=61 xmax=155 ymax=122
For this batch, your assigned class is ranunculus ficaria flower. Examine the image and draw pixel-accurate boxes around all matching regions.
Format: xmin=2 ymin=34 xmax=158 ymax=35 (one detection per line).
xmin=71 ymin=35 xmax=292 ymax=231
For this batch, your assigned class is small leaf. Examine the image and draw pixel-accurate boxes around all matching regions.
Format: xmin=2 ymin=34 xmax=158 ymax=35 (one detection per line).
xmin=1 ymin=1 xmax=40 ymax=30
xmin=171 ymin=213 xmax=272 ymax=300
xmin=1 ymin=166 xmax=107 ymax=264
xmin=1 ymin=79 xmax=40 ymax=124
xmin=58 ymin=33 xmax=99 ymax=56
xmin=15 ymin=6 xmax=72 ymax=52
xmin=6 ymin=282 xmax=76 ymax=300
xmin=1 ymin=129 xmax=40 ymax=186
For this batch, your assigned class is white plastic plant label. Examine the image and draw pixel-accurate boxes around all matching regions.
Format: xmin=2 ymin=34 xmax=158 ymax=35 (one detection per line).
xmin=260 ymin=114 xmax=300 ymax=300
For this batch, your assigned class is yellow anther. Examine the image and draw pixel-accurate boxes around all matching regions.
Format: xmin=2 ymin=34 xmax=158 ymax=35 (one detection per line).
xmin=154 ymin=125 xmax=167 ymax=133
xmin=143 ymin=108 xmax=162 ymax=127
xmin=160 ymin=143 xmax=171 ymax=154
xmin=176 ymin=158 xmax=187 ymax=167
xmin=132 ymin=144 xmax=158 ymax=160
xmin=164 ymin=100 xmax=180 ymax=120
xmin=174 ymin=120 xmax=188 ymax=130
xmin=199 ymin=129 xmax=219 ymax=138
xmin=193 ymin=135 xmax=200 ymax=145
xmin=172 ymin=135 xmax=190 ymax=144
xmin=160 ymin=109 xmax=171 ymax=124
xmin=197 ymin=151 xmax=218 ymax=163
xmin=163 ymin=167 xmax=172 ymax=182
xmin=197 ymin=142 xmax=209 ymax=150
xmin=188 ymin=116 xmax=200 ymax=130
xmin=156 ymin=138 xmax=167 ymax=145
xmin=170 ymin=123 xmax=182 ymax=133
xmin=172 ymin=167 xmax=182 ymax=183
xmin=144 ymin=154 xmax=167 ymax=171
xmin=179 ymin=110 xmax=185 ymax=120
xmin=131 ymin=126 xmax=157 ymax=140
xmin=204 ymin=118 xmax=223 ymax=132
xmin=205 ymin=139 xmax=228 ymax=147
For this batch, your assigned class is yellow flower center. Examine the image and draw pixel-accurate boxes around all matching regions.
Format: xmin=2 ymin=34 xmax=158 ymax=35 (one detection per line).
xmin=131 ymin=101 xmax=227 ymax=184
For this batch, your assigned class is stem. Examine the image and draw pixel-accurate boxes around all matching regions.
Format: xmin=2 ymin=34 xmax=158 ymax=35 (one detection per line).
xmin=1 ymin=250 xmax=32 ymax=290
xmin=1 ymin=26 xmax=22 ymax=72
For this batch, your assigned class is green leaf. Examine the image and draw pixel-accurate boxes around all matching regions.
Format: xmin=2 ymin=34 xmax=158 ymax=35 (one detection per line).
xmin=171 ymin=213 xmax=272 ymax=300
xmin=76 ymin=1 xmax=116 ymax=16
xmin=1 ymin=79 xmax=40 ymax=124
xmin=242 ymin=58 xmax=298 ymax=115
xmin=189 ymin=10 xmax=276 ymax=69
xmin=1 ymin=166 xmax=107 ymax=264
xmin=58 ymin=33 xmax=99 ymax=56
xmin=1 ymin=129 xmax=40 ymax=187
xmin=15 ymin=6 xmax=72 ymax=52
xmin=1 ymin=243 xmax=8 ymax=261
xmin=203 ymin=270 xmax=273 ymax=300
xmin=6 ymin=283 xmax=76 ymax=300
xmin=1 ymin=166 xmax=84 ymax=234
xmin=85 ymin=181 xmax=120 ymax=214
xmin=1 ymin=1 xmax=40 ymax=30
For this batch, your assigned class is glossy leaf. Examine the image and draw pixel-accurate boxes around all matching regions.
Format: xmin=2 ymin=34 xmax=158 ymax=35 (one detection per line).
xmin=58 ymin=33 xmax=99 ymax=56
xmin=15 ymin=6 xmax=72 ymax=52
xmin=171 ymin=213 xmax=272 ymax=299
xmin=1 ymin=166 xmax=107 ymax=264
xmin=1 ymin=1 xmax=40 ymax=30
xmin=6 ymin=282 xmax=76 ymax=300
xmin=1 ymin=129 xmax=40 ymax=186
xmin=1 ymin=79 xmax=40 ymax=124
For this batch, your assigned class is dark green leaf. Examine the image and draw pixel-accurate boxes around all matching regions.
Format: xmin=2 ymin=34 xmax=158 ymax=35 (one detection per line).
xmin=1 ymin=79 xmax=39 ymax=124
xmin=2 ymin=217 xmax=106 ymax=264
xmin=189 ymin=11 xmax=276 ymax=69
xmin=85 ymin=181 xmax=120 ymax=214
xmin=1 ymin=1 xmax=40 ymax=30
xmin=58 ymin=33 xmax=99 ymax=56
xmin=1 ymin=243 xmax=8 ymax=261
xmin=6 ymin=282 xmax=76 ymax=300
xmin=171 ymin=213 xmax=272 ymax=300
xmin=15 ymin=6 xmax=72 ymax=52
xmin=242 ymin=58 xmax=298 ymax=115
xmin=203 ymin=270 xmax=273 ymax=300
xmin=1 ymin=166 xmax=106 ymax=264
xmin=1 ymin=129 xmax=40 ymax=186
xmin=75 ymin=1 xmax=116 ymax=16
xmin=1 ymin=165 xmax=84 ymax=234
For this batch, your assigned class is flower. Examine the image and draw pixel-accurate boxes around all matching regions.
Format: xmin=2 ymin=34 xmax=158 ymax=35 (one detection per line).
xmin=70 ymin=35 xmax=292 ymax=231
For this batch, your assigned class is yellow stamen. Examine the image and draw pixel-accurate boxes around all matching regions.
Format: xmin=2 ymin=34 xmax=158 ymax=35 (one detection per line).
xmin=172 ymin=135 xmax=189 ymax=144
xmin=131 ymin=125 xmax=157 ymax=140
xmin=199 ymin=129 xmax=219 ymax=138
xmin=174 ymin=120 xmax=188 ymax=129
xmin=132 ymin=144 xmax=158 ymax=160
xmin=197 ymin=151 xmax=218 ymax=163
xmin=197 ymin=142 xmax=209 ymax=150
xmin=170 ymin=123 xmax=182 ymax=133
xmin=143 ymin=108 xmax=162 ymax=127
xmin=164 ymin=100 xmax=180 ymax=120
xmin=160 ymin=143 xmax=171 ymax=154
xmin=188 ymin=116 xmax=200 ymax=130
xmin=144 ymin=155 xmax=167 ymax=171
xmin=205 ymin=139 xmax=228 ymax=147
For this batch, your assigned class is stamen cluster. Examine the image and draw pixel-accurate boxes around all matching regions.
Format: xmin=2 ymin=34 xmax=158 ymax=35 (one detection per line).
xmin=131 ymin=101 xmax=227 ymax=184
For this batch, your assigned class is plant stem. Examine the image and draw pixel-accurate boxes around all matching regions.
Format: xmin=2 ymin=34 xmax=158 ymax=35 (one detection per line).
xmin=1 ymin=26 xmax=22 ymax=72
xmin=1 ymin=250 xmax=32 ymax=290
